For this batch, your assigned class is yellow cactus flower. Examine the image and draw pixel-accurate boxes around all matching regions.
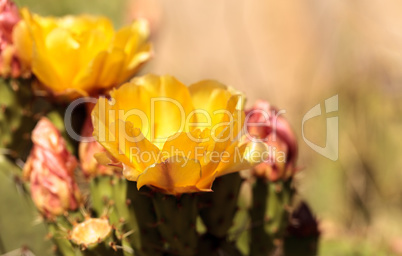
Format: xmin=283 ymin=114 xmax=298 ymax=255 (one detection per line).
xmin=92 ymin=74 xmax=258 ymax=195
xmin=14 ymin=8 xmax=152 ymax=99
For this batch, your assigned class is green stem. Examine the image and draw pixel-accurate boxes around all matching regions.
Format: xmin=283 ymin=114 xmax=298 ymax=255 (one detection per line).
xmin=152 ymin=193 xmax=198 ymax=256
xmin=249 ymin=179 xmax=293 ymax=256
xmin=126 ymin=181 xmax=163 ymax=256
xmin=47 ymin=216 xmax=82 ymax=256
xmin=198 ymin=172 xmax=242 ymax=238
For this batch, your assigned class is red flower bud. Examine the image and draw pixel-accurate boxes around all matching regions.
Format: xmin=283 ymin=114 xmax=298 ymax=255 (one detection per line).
xmin=0 ymin=0 xmax=30 ymax=78
xmin=245 ymin=100 xmax=298 ymax=181
xmin=23 ymin=118 xmax=81 ymax=219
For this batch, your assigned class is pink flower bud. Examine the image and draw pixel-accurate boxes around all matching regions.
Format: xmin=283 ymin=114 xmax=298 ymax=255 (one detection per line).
xmin=0 ymin=0 xmax=30 ymax=78
xmin=23 ymin=118 xmax=81 ymax=219
xmin=0 ymin=0 xmax=19 ymax=46
xmin=245 ymin=100 xmax=298 ymax=181
xmin=79 ymin=116 xmax=120 ymax=178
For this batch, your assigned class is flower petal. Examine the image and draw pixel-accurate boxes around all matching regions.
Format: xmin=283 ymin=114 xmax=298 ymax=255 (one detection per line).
xmin=93 ymin=95 xmax=161 ymax=178
xmin=115 ymin=20 xmax=152 ymax=82
xmin=131 ymin=74 xmax=196 ymax=147
xmin=189 ymin=80 xmax=232 ymax=129
xmin=137 ymin=156 xmax=202 ymax=195
xmin=43 ymin=27 xmax=80 ymax=89
xmin=12 ymin=20 xmax=32 ymax=70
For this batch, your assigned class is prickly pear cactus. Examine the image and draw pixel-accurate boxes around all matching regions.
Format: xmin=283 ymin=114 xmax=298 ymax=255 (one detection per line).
xmin=0 ymin=78 xmax=50 ymax=161
xmin=125 ymin=181 xmax=164 ymax=256
xmin=152 ymin=193 xmax=198 ymax=256
xmin=47 ymin=217 xmax=82 ymax=256
xmin=89 ymin=176 xmax=119 ymax=221
xmin=249 ymin=178 xmax=294 ymax=256
xmin=198 ymin=172 xmax=242 ymax=238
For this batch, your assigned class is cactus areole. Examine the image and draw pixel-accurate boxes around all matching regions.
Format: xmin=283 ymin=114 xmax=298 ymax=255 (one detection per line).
xmin=70 ymin=218 xmax=112 ymax=247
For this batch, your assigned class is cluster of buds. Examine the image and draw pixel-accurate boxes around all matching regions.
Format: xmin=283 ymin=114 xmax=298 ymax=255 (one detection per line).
xmin=23 ymin=118 xmax=81 ymax=220
xmin=0 ymin=0 xmax=29 ymax=78
xmin=246 ymin=100 xmax=298 ymax=181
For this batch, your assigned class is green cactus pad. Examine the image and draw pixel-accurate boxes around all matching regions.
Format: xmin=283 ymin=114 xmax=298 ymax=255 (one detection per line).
xmin=249 ymin=178 xmax=293 ymax=256
xmin=126 ymin=181 xmax=163 ymax=256
xmin=0 ymin=78 xmax=51 ymax=161
xmin=152 ymin=193 xmax=198 ymax=256
xmin=198 ymin=172 xmax=242 ymax=238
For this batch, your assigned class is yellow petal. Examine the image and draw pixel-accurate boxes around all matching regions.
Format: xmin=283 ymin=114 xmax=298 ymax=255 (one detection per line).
xmin=114 ymin=20 xmax=150 ymax=66
xmin=42 ymin=27 xmax=80 ymax=90
xmin=13 ymin=20 xmax=33 ymax=69
xmin=114 ymin=20 xmax=152 ymax=83
xmin=20 ymin=9 xmax=62 ymax=91
xmin=161 ymin=128 xmax=217 ymax=161
xmin=189 ymin=80 xmax=232 ymax=129
xmin=119 ymin=43 xmax=152 ymax=84
xmin=92 ymin=96 xmax=160 ymax=177
xmin=214 ymin=142 xmax=249 ymax=177
xmin=131 ymin=75 xmax=196 ymax=147
xmin=73 ymin=50 xmax=108 ymax=93
xmin=72 ymin=21 xmax=114 ymax=89
xmin=114 ymin=20 xmax=150 ymax=54
xmin=137 ymin=156 xmax=202 ymax=195
xmin=96 ymin=48 xmax=125 ymax=89
xmin=215 ymin=139 xmax=269 ymax=178
xmin=189 ymin=91 xmax=245 ymax=181
xmin=58 ymin=15 xmax=113 ymax=36
xmin=108 ymin=82 xmax=152 ymax=138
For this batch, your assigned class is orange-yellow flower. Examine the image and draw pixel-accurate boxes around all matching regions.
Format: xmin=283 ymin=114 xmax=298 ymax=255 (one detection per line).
xmin=92 ymin=74 xmax=256 ymax=195
xmin=14 ymin=8 xmax=152 ymax=99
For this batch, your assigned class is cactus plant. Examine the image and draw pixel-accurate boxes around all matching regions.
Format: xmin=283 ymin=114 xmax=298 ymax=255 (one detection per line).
xmin=198 ymin=172 xmax=243 ymax=239
xmin=151 ymin=193 xmax=198 ymax=256
xmin=89 ymin=176 xmax=119 ymax=222
xmin=249 ymin=178 xmax=294 ymax=256
xmin=0 ymin=75 xmax=315 ymax=256
xmin=196 ymin=233 xmax=242 ymax=256
xmin=125 ymin=181 xmax=164 ymax=256
xmin=47 ymin=213 xmax=84 ymax=256
xmin=0 ymin=78 xmax=50 ymax=161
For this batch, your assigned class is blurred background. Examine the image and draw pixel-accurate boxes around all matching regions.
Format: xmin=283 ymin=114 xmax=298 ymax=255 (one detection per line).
xmin=2 ymin=0 xmax=402 ymax=255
